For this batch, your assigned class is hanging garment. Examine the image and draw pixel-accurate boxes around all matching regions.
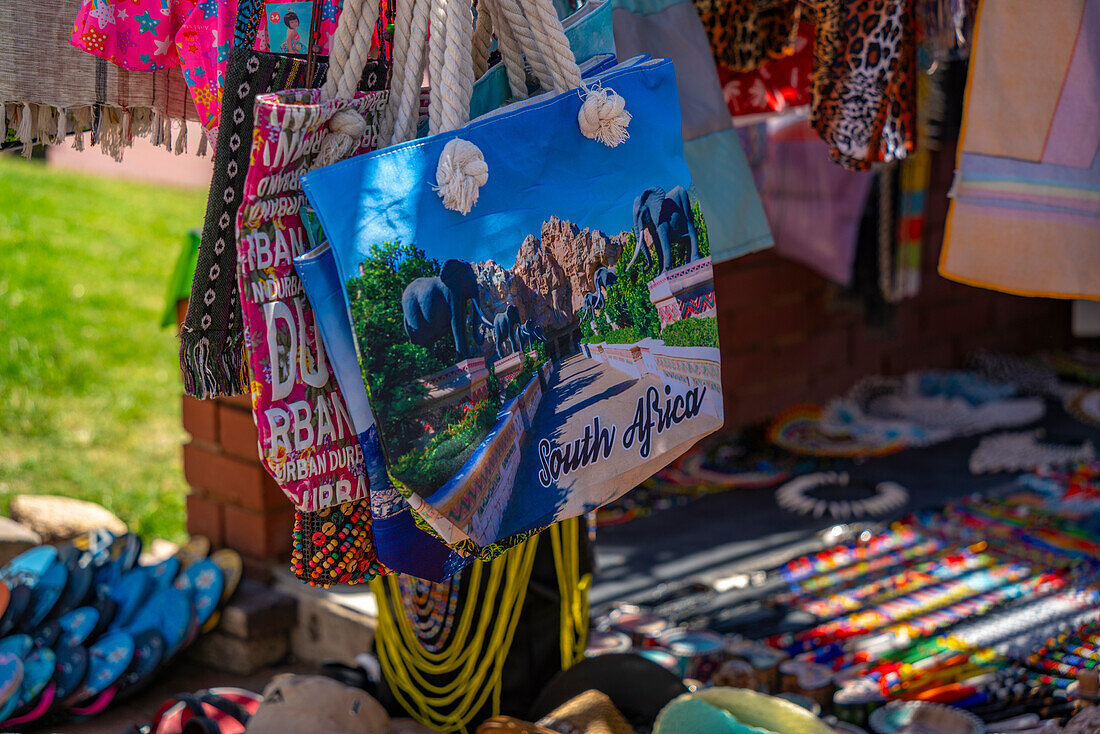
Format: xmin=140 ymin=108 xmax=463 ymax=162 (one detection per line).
xmin=179 ymin=49 xmax=318 ymax=399
xmin=939 ymin=0 xmax=1100 ymax=300
xmin=692 ymin=0 xmax=800 ymax=73
xmin=809 ymin=0 xmax=917 ymax=170
xmin=611 ymin=0 xmax=773 ymax=261
xmin=70 ymin=0 xmax=238 ymax=142
xmin=1 ymin=0 xmax=199 ymax=158
xmin=717 ymin=20 xmax=813 ymax=121
xmin=303 ymin=11 xmax=726 ymax=551
xmin=756 ymin=117 xmax=873 ymax=286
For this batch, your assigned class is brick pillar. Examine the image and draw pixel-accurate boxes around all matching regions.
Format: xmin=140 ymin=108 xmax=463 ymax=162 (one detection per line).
xmin=178 ymin=302 xmax=294 ymax=565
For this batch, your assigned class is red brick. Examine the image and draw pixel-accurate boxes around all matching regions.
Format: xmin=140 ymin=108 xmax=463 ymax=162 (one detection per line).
xmin=182 ymin=396 xmax=218 ymax=444
xmin=923 ymin=298 xmax=993 ymax=341
xmin=732 ymin=386 xmax=789 ymax=426
xmin=183 ymin=442 xmax=278 ymax=511
xmin=720 ymin=349 xmax=764 ymax=392
xmin=885 ymin=340 xmax=955 ymax=374
xmin=715 ymin=256 xmax=824 ymax=314
xmin=219 ymin=392 xmax=253 ymax=410
xmin=809 ymin=366 xmax=866 ymax=403
xmin=725 ymin=297 xmax=816 ymax=349
xmin=223 ymin=505 xmax=295 ymax=559
xmin=715 ymin=261 xmax=781 ymax=312
xmin=917 ymin=272 xmax=968 ymax=305
xmin=771 ymin=329 xmax=849 ymax=375
xmin=218 ymin=404 xmax=261 ymax=461
xmin=186 ymin=493 xmax=225 ymax=547
xmin=767 ymin=371 xmax=813 ymax=409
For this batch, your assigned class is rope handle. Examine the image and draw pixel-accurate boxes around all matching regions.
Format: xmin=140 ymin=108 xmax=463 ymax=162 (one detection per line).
xmin=323 ymin=0 xmax=385 ymax=99
xmin=425 ymin=0 xmax=633 ymax=213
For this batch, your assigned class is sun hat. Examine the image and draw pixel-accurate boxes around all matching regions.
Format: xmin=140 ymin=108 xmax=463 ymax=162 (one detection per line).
xmin=243 ymin=675 xmax=390 ymax=734
xmin=653 ymin=687 xmax=835 ymax=734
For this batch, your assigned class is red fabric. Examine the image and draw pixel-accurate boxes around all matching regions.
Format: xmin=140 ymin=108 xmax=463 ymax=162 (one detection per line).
xmin=717 ymin=21 xmax=813 ymax=118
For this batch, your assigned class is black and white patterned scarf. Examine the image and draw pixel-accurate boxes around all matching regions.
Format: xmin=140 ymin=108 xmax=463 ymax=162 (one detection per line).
xmin=179 ymin=49 xmax=387 ymax=397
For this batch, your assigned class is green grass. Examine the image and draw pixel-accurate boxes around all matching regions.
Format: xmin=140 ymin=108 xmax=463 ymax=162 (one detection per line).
xmin=0 ymin=156 xmax=206 ymax=542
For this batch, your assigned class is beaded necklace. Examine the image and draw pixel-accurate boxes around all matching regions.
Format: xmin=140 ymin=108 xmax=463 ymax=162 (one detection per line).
xmin=398 ymin=574 xmax=462 ymax=652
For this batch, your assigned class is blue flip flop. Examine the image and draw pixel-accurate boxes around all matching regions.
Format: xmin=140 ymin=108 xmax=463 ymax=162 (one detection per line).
xmin=146 ymin=555 xmax=182 ymax=590
xmin=182 ymin=559 xmax=225 ymax=629
xmin=0 ymin=585 xmax=31 ymax=637
xmin=0 ymin=652 xmax=23 ymax=711
xmin=5 ymin=647 xmax=55 ymax=719
xmin=32 ymin=618 xmax=62 ymax=649
xmin=64 ymin=528 xmax=116 ymax=570
xmin=0 ymin=546 xmax=58 ymax=589
xmin=113 ymin=629 xmax=166 ymax=701
xmin=0 ymin=634 xmax=34 ymax=659
xmin=65 ymin=630 xmax=134 ymax=707
xmin=49 ymin=564 xmax=94 ymax=620
xmin=50 ymin=645 xmax=89 ymax=705
xmin=58 ymin=606 xmax=101 ymax=649
xmin=126 ymin=586 xmax=192 ymax=658
xmin=22 ymin=559 xmax=69 ymax=630
xmin=95 ymin=534 xmax=143 ymax=595
xmin=108 ymin=568 xmax=154 ymax=630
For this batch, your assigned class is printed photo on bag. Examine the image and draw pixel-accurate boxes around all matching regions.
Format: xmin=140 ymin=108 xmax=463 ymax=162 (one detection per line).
xmin=265 ymin=1 xmax=312 ymax=54
xmin=344 ymin=185 xmax=723 ymax=543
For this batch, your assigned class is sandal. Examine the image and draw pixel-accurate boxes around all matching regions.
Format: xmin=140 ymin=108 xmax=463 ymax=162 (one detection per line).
xmin=149 ymin=687 xmax=262 ymax=734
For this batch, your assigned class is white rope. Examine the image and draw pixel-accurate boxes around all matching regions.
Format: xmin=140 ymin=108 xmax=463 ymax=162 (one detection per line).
xmin=577 ymin=86 xmax=631 ymax=146
xmin=427 ymin=0 xmax=448 ymax=133
xmin=323 ymin=0 xmax=381 ymax=100
xmin=491 ymin=0 xmax=552 ymax=92
xmin=472 ymin=0 xmax=493 ymax=78
xmin=517 ymin=0 xmax=580 ymax=90
xmin=388 ymin=0 xmax=431 ymax=144
xmin=482 ymin=0 xmax=530 ymax=100
xmin=443 ymin=0 xmax=476 ymax=131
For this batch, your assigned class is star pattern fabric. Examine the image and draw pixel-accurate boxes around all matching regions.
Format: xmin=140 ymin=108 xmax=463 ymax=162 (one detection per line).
xmin=135 ymin=9 xmax=160 ymax=33
xmin=71 ymin=0 xmax=240 ymax=136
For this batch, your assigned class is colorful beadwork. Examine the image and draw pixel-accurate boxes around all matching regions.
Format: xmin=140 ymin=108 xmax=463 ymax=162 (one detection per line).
xmin=291 ymin=499 xmax=386 ymax=587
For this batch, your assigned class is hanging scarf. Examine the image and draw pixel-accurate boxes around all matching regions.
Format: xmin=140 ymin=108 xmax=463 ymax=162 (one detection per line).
xmin=693 ymin=0 xmax=802 ymax=73
xmin=1 ymin=0 xmax=199 ymax=158
xmin=809 ymin=0 xmax=917 ymax=170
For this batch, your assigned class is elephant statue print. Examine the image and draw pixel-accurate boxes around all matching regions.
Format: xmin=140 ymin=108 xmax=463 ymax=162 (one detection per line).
xmin=577 ymin=291 xmax=602 ymax=324
xmin=625 ymin=185 xmax=701 ymax=275
xmin=594 ymin=266 xmax=617 ymax=295
xmin=492 ymin=303 xmax=523 ymax=358
xmin=401 ymin=259 xmax=492 ymax=357
xmin=517 ymin=319 xmax=547 ymax=352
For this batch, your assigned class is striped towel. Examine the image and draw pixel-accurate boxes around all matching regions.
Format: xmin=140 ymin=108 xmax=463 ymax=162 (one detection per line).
xmin=940 ymin=0 xmax=1100 ymax=299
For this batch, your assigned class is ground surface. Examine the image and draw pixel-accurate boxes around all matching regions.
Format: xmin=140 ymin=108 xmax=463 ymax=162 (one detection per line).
xmin=0 ymin=156 xmax=205 ymax=542
xmin=591 ymin=398 xmax=1100 ymax=609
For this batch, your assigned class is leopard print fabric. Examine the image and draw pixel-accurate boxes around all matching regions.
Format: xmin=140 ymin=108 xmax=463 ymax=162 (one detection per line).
xmin=693 ymin=0 xmax=802 ymax=72
xmin=810 ymin=0 xmax=916 ymax=170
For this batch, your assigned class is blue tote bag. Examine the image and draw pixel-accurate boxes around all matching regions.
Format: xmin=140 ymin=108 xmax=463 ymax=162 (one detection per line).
xmin=302 ymin=0 xmax=725 ymax=551
xmin=296 ymin=0 xmax=618 ymax=581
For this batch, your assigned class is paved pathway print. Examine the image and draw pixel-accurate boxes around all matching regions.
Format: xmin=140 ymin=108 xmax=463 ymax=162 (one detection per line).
xmin=500 ymin=354 xmax=723 ymax=535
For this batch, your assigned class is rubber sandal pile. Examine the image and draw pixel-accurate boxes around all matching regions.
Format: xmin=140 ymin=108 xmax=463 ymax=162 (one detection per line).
xmin=0 ymin=529 xmax=241 ymax=730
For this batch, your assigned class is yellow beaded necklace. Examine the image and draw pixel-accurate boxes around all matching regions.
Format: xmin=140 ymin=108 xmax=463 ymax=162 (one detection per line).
xmin=370 ymin=518 xmax=590 ymax=733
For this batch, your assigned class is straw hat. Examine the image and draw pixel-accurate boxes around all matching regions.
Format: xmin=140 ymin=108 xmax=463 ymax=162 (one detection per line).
xmin=478 ymin=690 xmax=634 ymax=734
xmin=243 ymin=675 xmax=389 ymax=734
